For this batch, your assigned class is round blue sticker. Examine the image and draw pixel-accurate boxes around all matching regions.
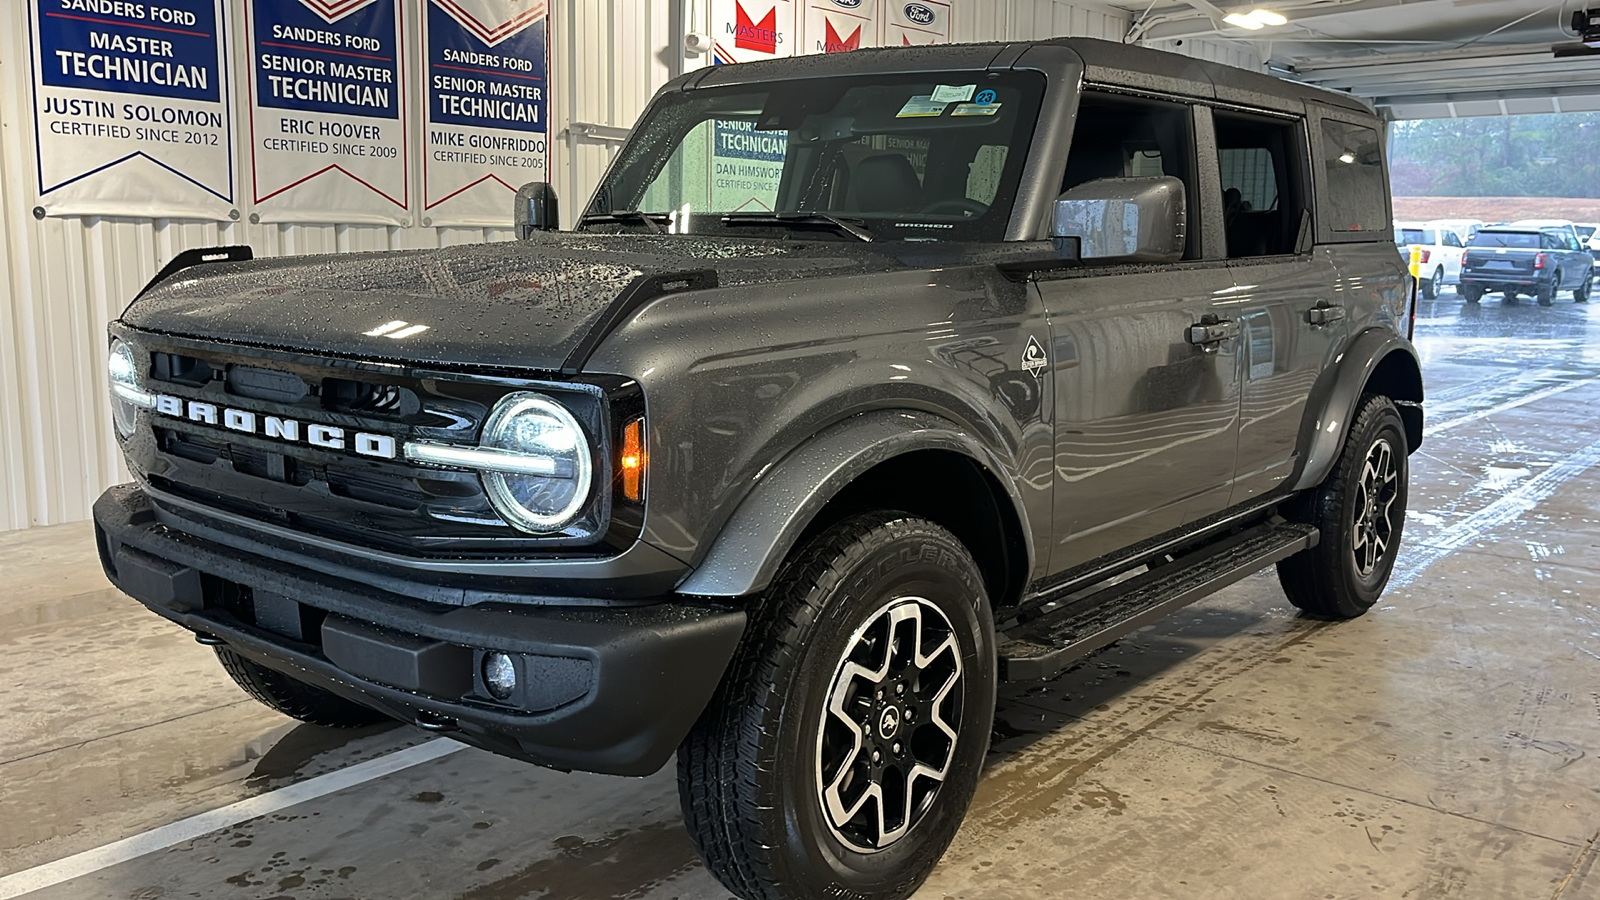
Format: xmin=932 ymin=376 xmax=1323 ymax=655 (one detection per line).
xmin=975 ymin=89 xmax=997 ymax=105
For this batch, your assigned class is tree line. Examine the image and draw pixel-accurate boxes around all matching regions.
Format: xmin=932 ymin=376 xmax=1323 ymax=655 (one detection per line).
xmin=1388 ymin=112 xmax=1600 ymax=197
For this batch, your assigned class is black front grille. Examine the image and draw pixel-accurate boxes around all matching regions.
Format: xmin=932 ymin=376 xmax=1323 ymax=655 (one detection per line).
xmin=123 ymin=333 xmax=617 ymax=557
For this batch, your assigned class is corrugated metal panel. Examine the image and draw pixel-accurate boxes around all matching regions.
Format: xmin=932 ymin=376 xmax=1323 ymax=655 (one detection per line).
xmin=0 ymin=0 xmax=1261 ymax=532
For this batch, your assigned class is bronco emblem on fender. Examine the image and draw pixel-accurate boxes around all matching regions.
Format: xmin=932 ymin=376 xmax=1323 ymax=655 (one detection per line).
xmin=1022 ymin=336 xmax=1048 ymax=377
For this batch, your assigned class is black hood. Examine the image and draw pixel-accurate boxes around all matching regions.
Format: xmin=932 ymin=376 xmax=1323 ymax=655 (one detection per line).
xmin=121 ymin=233 xmax=910 ymax=371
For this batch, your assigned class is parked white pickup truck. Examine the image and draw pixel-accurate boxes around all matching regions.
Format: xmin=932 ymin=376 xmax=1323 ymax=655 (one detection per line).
xmin=1395 ymin=221 xmax=1468 ymax=299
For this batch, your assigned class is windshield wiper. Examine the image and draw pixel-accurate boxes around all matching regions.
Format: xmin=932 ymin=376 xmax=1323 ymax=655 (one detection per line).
xmin=580 ymin=209 xmax=667 ymax=234
xmin=720 ymin=213 xmax=873 ymax=243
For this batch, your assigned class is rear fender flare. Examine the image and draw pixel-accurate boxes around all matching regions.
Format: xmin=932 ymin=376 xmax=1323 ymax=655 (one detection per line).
xmin=676 ymin=410 xmax=1034 ymax=598
xmin=1292 ymin=328 xmax=1424 ymax=492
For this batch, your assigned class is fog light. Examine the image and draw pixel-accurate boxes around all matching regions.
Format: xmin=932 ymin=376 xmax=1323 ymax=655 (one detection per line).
xmin=483 ymin=652 xmax=517 ymax=701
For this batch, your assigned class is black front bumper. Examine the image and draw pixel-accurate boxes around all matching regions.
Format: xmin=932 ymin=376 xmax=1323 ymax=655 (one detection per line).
xmin=94 ymin=484 xmax=745 ymax=777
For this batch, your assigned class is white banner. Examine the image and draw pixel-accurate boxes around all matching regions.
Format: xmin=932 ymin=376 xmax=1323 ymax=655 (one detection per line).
xmin=711 ymin=0 xmax=795 ymax=65
xmin=29 ymin=0 xmax=234 ymax=220
xmin=885 ymin=0 xmax=951 ymax=45
xmin=421 ymin=0 xmax=549 ymax=227
xmin=247 ymin=0 xmax=408 ymax=225
xmin=803 ymin=0 xmax=877 ymax=54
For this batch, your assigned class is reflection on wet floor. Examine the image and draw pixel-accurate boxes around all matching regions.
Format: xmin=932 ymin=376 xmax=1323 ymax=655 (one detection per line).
xmin=3 ymin=292 xmax=1599 ymax=899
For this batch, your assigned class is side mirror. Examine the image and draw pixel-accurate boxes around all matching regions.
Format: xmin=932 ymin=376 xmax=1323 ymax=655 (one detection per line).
xmin=514 ymin=182 xmax=560 ymax=238
xmin=1051 ymin=176 xmax=1186 ymax=264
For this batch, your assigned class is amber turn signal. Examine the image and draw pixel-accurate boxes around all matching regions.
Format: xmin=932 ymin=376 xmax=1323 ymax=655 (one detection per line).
xmin=620 ymin=418 xmax=645 ymax=501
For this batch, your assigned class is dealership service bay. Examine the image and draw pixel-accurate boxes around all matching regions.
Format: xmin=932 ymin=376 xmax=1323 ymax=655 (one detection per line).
xmin=3 ymin=294 xmax=1596 ymax=899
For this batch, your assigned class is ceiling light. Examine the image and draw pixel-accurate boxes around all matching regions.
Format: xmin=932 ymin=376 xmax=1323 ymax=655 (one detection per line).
xmin=1224 ymin=8 xmax=1287 ymax=29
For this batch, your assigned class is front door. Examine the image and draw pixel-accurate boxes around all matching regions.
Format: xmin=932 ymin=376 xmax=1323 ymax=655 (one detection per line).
xmin=1035 ymin=91 xmax=1242 ymax=574
xmin=1036 ymin=266 xmax=1243 ymax=570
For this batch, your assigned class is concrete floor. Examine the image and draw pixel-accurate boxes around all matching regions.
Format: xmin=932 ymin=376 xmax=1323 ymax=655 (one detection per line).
xmin=2 ymin=286 xmax=1598 ymax=899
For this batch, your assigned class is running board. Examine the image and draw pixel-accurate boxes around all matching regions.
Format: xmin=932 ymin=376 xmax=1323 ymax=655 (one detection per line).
xmin=997 ymin=521 xmax=1319 ymax=681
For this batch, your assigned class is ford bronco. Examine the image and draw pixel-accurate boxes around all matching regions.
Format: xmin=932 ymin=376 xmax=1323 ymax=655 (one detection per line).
xmin=95 ymin=37 xmax=1421 ymax=900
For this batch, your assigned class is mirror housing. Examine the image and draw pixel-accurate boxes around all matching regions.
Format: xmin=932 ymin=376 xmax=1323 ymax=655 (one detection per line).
xmin=514 ymin=182 xmax=560 ymax=238
xmin=1051 ymin=176 xmax=1186 ymax=264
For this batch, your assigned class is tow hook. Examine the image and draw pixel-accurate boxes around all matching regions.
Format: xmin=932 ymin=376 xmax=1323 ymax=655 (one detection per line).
xmin=194 ymin=633 xmax=226 ymax=646
xmin=414 ymin=712 xmax=459 ymax=733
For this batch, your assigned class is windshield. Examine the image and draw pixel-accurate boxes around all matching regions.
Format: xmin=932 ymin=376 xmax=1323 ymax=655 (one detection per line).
xmin=1577 ymin=225 xmax=1597 ymax=240
xmin=1470 ymin=231 xmax=1538 ymax=249
xmin=585 ymin=72 xmax=1047 ymax=242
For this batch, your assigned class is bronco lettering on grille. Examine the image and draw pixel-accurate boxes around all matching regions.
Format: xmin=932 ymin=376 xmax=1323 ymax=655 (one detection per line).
xmin=151 ymin=393 xmax=397 ymax=460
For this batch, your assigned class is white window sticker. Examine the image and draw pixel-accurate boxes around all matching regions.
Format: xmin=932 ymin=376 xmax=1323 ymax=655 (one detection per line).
xmin=896 ymin=95 xmax=948 ymax=118
xmin=930 ymin=84 xmax=976 ymax=103
xmin=952 ymin=103 xmax=1001 ymax=117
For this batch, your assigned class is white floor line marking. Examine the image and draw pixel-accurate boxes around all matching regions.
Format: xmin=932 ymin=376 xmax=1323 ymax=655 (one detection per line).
xmin=0 ymin=738 xmax=465 ymax=899
xmin=1392 ymin=437 xmax=1600 ymax=588
xmin=1424 ymin=376 xmax=1597 ymax=438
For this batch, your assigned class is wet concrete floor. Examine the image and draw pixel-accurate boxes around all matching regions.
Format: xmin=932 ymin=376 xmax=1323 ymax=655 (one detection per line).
xmin=2 ymin=285 xmax=1598 ymax=899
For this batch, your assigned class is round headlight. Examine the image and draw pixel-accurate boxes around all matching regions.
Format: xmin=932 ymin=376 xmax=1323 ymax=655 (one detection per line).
xmin=107 ymin=339 xmax=149 ymax=439
xmin=479 ymin=392 xmax=593 ymax=533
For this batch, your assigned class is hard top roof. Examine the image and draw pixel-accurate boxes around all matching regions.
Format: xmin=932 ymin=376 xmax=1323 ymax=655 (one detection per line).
xmin=687 ymin=36 xmax=1373 ymax=116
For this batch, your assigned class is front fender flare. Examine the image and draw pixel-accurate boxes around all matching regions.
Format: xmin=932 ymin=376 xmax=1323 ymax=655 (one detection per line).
xmin=1292 ymin=328 xmax=1424 ymax=492
xmin=676 ymin=410 xmax=1034 ymax=598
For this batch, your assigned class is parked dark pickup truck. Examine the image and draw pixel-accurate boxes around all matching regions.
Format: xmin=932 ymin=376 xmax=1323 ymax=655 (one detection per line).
xmin=1459 ymin=225 xmax=1593 ymax=306
xmin=95 ymin=37 xmax=1420 ymax=900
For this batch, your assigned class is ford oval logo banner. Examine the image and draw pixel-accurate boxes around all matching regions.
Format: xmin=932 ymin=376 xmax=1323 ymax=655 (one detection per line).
xmin=903 ymin=3 xmax=936 ymax=25
xmin=831 ymin=0 xmax=863 ymax=7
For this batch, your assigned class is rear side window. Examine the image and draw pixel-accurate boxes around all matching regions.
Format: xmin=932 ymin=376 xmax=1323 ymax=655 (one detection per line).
xmin=1320 ymin=120 xmax=1387 ymax=234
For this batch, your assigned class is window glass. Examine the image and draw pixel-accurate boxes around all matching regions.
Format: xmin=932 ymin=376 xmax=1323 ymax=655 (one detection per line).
xmin=1062 ymin=93 xmax=1195 ymax=259
xmin=1469 ymin=231 xmax=1537 ymax=249
xmin=1215 ymin=111 xmax=1303 ymax=258
xmin=592 ymin=72 xmax=1046 ymax=242
xmin=1442 ymin=231 xmax=1462 ymax=248
xmin=1320 ymin=119 xmax=1387 ymax=234
xmin=1542 ymin=231 xmax=1563 ymax=250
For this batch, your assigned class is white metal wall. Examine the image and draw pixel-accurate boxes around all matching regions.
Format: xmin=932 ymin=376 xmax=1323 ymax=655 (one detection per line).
xmin=0 ymin=0 xmax=1259 ymax=532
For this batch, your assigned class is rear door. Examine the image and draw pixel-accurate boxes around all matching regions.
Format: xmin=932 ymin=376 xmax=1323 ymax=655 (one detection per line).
xmin=1032 ymin=91 xmax=1242 ymax=570
xmin=1209 ymin=107 xmax=1343 ymax=506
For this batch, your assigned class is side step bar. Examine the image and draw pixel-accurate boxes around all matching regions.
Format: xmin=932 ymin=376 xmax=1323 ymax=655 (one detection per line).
xmin=997 ymin=521 xmax=1319 ymax=681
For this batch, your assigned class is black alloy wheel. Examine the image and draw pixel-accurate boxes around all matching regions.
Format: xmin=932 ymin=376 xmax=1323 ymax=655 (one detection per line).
xmin=678 ymin=513 xmax=995 ymax=900
xmin=1277 ymin=394 xmax=1409 ymax=619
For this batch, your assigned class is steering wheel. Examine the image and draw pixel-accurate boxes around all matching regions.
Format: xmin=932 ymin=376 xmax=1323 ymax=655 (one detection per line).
xmin=919 ymin=198 xmax=989 ymax=218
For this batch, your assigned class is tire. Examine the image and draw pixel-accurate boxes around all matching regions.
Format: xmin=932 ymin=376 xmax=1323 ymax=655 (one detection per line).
xmin=1539 ymin=277 xmax=1556 ymax=306
xmin=1460 ymin=283 xmax=1483 ymax=304
xmin=1504 ymin=291 xmax=1520 ymax=306
xmin=1575 ymin=273 xmax=1591 ymax=303
xmin=1277 ymin=394 xmax=1408 ymax=619
xmin=1421 ymin=269 xmax=1438 ymax=300
xmin=678 ymin=513 xmax=996 ymax=900
xmin=214 ymin=646 xmax=389 ymax=727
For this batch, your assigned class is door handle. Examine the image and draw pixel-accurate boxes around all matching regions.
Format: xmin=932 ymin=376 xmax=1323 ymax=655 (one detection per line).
xmin=1186 ymin=320 xmax=1239 ymax=347
xmin=1305 ymin=303 xmax=1345 ymax=327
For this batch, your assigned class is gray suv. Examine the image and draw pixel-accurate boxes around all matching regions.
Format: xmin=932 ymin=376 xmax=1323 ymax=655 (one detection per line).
xmin=94 ymin=38 xmax=1421 ymax=900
